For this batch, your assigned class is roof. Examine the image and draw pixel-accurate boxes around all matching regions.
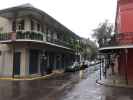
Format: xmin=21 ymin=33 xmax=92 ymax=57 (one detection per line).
xmin=0 ymin=3 xmax=80 ymax=39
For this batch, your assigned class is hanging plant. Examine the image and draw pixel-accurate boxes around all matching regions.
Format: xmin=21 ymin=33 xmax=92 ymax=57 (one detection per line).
xmin=25 ymin=31 xmax=30 ymax=39
xmin=17 ymin=31 xmax=22 ymax=39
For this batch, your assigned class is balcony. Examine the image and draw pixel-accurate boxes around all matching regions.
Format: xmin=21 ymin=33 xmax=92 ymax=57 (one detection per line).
xmin=0 ymin=31 xmax=75 ymax=50
xmin=100 ymin=33 xmax=133 ymax=49
xmin=46 ymin=36 xmax=75 ymax=49
xmin=0 ymin=31 xmax=43 ymax=41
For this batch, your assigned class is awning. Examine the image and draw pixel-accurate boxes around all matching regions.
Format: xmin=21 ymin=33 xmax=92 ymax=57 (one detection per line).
xmin=99 ymin=45 xmax=133 ymax=51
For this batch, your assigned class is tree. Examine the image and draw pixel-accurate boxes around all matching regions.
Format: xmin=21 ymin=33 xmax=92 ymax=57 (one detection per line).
xmin=92 ymin=20 xmax=114 ymax=47
xmin=81 ymin=38 xmax=97 ymax=61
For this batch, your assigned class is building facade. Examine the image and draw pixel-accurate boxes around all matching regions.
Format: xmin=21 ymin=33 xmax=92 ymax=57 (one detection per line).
xmin=99 ymin=0 xmax=133 ymax=82
xmin=0 ymin=4 xmax=81 ymax=78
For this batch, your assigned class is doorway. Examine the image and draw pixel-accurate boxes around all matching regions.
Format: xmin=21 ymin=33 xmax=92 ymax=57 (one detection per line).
xmin=13 ymin=52 xmax=21 ymax=76
xmin=29 ymin=50 xmax=39 ymax=74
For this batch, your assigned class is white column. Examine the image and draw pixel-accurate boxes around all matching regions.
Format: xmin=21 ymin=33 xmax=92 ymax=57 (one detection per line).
xmin=25 ymin=17 xmax=31 ymax=31
xmin=20 ymin=48 xmax=29 ymax=76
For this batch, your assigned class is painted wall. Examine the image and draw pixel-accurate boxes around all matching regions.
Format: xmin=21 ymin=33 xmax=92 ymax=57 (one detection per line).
xmin=118 ymin=49 xmax=133 ymax=80
xmin=117 ymin=0 xmax=133 ymax=33
xmin=0 ymin=44 xmax=30 ymax=77
xmin=116 ymin=0 xmax=133 ymax=80
xmin=0 ymin=17 xmax=12 ymax=33
xmin=125 ymin=49 xmax=133 ymax=80
xmin=0 ymin=44 xmax=13 ymax=76
xmin=0 ymin=16 xmax=48 ymax=33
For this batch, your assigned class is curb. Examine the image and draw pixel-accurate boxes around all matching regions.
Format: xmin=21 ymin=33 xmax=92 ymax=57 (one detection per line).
xmin=0 ymin=72 xmax=57 ymax=81
xmin=96 ymin=79 xmax=133 ymax=89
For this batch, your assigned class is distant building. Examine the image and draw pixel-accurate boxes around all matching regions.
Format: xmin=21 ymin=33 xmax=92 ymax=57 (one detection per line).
xmin=0 ymin=4 xmax=81 ymax=78
xmin=99 ymin=0 xmax=133 ymax=82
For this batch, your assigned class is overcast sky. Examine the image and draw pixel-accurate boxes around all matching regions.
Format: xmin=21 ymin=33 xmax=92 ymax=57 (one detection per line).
xmin=0 ymin=0 xmax=117 ymax=39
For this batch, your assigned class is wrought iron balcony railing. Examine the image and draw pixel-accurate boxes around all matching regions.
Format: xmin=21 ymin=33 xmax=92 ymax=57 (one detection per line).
xmin=0 ymin=31 xmax=43 ymax=41
xmin=46 ymin=36 xmax=75 ymax=49
xmin=100 ymin=33 xmax=133 ymax=48
xmin=0 ymin=31 xmax=76 ymax=49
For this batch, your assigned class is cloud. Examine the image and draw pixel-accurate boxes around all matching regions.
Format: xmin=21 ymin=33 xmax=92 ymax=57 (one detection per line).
xmin=0 ymin=0 xmax=117 ymax=39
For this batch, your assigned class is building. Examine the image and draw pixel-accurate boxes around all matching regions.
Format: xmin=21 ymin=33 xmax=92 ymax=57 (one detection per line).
xmin=0 ymin=4 xmax=81 ymax=78
xmin=99 ymin=0 xmax=133 ymax=82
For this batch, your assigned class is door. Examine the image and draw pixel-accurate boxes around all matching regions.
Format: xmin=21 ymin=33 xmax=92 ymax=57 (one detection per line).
xmin=29 ymin=50 xmax=39 ymax=74
xmin=13 ymin=52 xmax=21 ymax=75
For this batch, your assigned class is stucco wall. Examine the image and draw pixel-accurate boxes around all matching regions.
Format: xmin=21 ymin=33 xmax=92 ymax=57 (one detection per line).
xmin=117 ymin=1 xmax=133 ymax=33
xmin=118 ymin=49 xmax=133 ymax=80
xmin=20 ymin=48 xmax=29 ymax=76
xmin=0 ymin=44 xmax=13 ymax=76
xmin=0 ymin=44 xmax=30 ymax=77
xmin=0 ymin=17 xmax=12 ymax=33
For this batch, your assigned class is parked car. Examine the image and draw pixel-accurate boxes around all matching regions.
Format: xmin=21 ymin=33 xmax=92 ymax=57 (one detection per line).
xmin=65 ymin=62 xmax=80 ymax=72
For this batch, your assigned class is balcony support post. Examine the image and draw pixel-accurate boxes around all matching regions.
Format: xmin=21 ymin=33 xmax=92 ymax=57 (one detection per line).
xmin=125 ymin=49 xmax=128 ymax=85
xmin=99 ymin=54 xmax=102 ymax=80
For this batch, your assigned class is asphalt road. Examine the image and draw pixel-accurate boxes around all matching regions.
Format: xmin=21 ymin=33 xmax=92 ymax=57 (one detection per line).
xmin=0 ymin=65 xmax=133 ymax=100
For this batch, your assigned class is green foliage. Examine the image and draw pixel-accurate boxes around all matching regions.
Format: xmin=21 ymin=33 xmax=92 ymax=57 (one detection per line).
xmin=92 ymin=20 xmax=113 ymax=47
xmin=81 ymin=38 xmax=97 ymax=61
xmin=16 ymin=31 xmax=43 ymax=40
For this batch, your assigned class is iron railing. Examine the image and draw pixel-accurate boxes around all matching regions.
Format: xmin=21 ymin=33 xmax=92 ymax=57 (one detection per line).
xmin=100 ymin=33 xmax=133 ymax=48
xmin=0 ymin=31 xmax=76 ymax=49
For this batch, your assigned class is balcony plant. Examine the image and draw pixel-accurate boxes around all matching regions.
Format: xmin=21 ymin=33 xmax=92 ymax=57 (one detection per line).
xmin=16 ymin=31 xmax=23 ymax=39
xmin=25 ymin=31 xmax=30 ymax=39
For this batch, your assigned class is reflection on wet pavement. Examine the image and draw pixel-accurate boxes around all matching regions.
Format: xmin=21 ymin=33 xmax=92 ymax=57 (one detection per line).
xmin=61 ymin=68 xmax=133 ymax=100
xmin=0 ymin=66 xmax=133 ymax=100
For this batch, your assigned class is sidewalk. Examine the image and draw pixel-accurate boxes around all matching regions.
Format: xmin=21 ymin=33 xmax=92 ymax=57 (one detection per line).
xmin=96 ymin=75 xmax=133 ymax=88
xmin=0 ymin=70 xmax=64 ymax=81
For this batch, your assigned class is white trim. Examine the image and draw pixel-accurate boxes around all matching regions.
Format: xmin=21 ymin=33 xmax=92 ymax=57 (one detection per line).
xmin=99 ymin=45 xmax=133 ymax=51
xmin=0 ymin=39 xmax=73 ymax=50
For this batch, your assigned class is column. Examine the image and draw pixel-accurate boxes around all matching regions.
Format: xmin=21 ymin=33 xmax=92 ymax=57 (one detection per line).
xmin=20 ymin=48 xmax=29 ymax=77
xmin=41 ymin=16 xmax=47 ymax=41
xmin=25 ymin=17 xmax=31 ymax=31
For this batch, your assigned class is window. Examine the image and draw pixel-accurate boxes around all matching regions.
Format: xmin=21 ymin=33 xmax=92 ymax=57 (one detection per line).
xmin=37 ymin=23 xmax=40 ymax=31
xmin=17 ymin=20 xmax=25 ymax=30
xmin=20 ymin=20 xmax=24 ymax=30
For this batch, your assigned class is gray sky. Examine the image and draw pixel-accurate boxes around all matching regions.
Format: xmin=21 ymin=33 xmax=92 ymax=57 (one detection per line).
xmin=0 ymin=0 xmax=117 ymax=39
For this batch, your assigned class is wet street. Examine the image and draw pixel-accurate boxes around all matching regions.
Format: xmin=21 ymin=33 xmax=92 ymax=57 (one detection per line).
xmin=0 ymin=65 xmax=133 ymax=100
